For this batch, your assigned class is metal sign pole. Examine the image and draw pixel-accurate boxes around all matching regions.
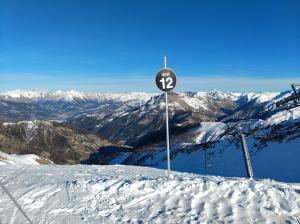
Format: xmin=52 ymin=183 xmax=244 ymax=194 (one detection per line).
xmin=164 ymin=56 xmax=171 ymax=178
xmin=155 ymin=56 xmax=176 ymax=178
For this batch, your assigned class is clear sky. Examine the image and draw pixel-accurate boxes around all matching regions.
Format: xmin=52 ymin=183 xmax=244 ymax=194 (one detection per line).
xmin=0 ymin=0 xmax=300 ymax=92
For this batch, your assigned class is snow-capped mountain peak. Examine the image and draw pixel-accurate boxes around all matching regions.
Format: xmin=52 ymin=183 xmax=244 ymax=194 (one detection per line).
xmin=0 ymin=89 xmax=156 ymax=103
xmin=0 ymin=89 xmax=48 ymax=99
xmin=52 ymin=90 xmax=86 ymax=101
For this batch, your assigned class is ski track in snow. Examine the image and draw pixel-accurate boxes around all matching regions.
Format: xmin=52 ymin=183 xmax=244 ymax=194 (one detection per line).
xmin=0 ymin=164 xmax=299 ymax=224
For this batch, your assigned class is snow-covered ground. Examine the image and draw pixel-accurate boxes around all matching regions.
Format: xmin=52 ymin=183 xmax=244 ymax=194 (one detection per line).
xmin=0 ymin=156 xmax=300 ymax=224
xmin=0 ymin=151 xmax=41 ymax=166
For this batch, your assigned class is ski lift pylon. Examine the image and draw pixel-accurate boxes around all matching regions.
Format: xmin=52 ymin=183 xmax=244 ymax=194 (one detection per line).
xmin=276 ymin=83 xmax=300 ymax=110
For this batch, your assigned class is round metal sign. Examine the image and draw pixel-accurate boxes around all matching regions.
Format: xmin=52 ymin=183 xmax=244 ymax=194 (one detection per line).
xmin=155 ymin=68 xmax=177 ymax=92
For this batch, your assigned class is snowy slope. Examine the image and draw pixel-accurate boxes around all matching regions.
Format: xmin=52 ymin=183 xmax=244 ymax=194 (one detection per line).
xmin=264 ymin=106 xmax=300 ymax=126
xmin=0 ymin=151 xmax=41 ymax=166
xmin=195 ymin=122 xmax=227 ymax=143
xmin=97 ymin=106 xmax=300 ymax=183
xmin=130 ymin=136 xmax=299 ymax=183
xmin=0 ymin=163 xmax=299 ymax=224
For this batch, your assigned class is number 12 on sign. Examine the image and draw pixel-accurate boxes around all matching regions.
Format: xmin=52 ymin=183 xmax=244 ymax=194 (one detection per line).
xmin=159 ymin=76 xmax=174 ymax=90
xmin=155 ymin=69 xmax=176 ymax=92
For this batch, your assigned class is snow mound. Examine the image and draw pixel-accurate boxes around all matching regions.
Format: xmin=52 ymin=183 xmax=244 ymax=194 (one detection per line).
xmin=0 ymin=151 xmax=40 ymax=166
xmin=0 ymin=164 xmax=299 ymax=223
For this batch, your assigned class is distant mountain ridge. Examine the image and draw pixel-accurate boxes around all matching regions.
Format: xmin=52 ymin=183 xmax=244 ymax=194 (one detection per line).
xmin=0 ymin=89 xmax=290 ymax=122
xmin=1 ymin=89 xmax=299 ymax=182
xmin=0 ymin=89 xmax=281 ymax=102
xmin=0 ymin=89 xmax=156 ymax=102
xmin=0 ymin=89 xmax=296 ymax=147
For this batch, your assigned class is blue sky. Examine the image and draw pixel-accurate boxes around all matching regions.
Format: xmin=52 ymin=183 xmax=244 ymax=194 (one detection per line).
xmin=0 ymin=0 xmax=299 ymax=92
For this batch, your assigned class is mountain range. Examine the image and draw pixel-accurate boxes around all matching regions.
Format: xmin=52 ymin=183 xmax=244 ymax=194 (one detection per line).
xmin=0 ymin=89 xmax=299 ymax=182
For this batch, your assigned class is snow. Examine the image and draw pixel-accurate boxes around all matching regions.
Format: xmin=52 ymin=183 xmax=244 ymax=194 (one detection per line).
xmin=53 ymin=90 xmax=86 ymax=101
xmin=0 ymin=161 xmax=299 ymax=223
xmin=240 ymin=92 xmax=280 ymax=103
xmin=0 ymin=151 xmax=40 ymax=166
xmin=123 ymin=122 xmax=300 ymax=183
xmin=195 ymin=122 xmax=227 ymax=143
xmin=0 ymin=89 xmax=285 ymax=106
xmin=193 ymin=90 xmax=279 ymax=103
xmin=184 ymin=90 xmax=283 ymax=106
xmin=195 ymin=90 xmax=242 ymax=101
xmin=176 ymin=93 xmax=208 ymax=110
xmin=1 ymin=89 xmax=300 ymax=222
xmin=0 ymin=89 xmax=48 ymax=99
xmin=0 ymin=89 xmax=156 ymax=103
xmin=179 ymin=90 xmax=283 ymax=110
xmin=265 ymin=107 xmax=300 ymax=126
